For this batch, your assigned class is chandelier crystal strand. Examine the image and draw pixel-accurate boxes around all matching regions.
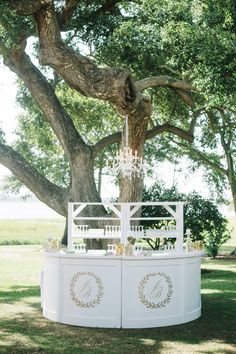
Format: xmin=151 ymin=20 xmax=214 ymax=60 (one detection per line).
xmin=125 ymin=115 xmax=128 ymax=148
xmin=107 ymin=116 xmax=146 ymax=179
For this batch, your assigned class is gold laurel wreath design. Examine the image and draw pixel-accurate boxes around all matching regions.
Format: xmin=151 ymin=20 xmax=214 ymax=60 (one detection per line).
xmin=70 ymin=272 xmax=104 ymax=308
xmin=138 ymin=272 xmax=173 ymax=309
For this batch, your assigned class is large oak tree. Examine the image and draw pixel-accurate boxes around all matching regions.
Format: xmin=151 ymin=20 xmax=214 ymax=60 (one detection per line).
xmin=0 ymin=1 xmax=235 ymax=241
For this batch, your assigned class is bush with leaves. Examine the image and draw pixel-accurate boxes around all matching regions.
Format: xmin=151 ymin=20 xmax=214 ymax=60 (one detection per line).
xmin=203 ymin=229 xmax=231 ymax=258
xmin=142 ymin=182 xmax=231 ymax=257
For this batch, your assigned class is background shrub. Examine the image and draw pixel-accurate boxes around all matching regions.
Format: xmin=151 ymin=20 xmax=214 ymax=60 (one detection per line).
xmin=142 ymin=182 xmax=231 ymax=256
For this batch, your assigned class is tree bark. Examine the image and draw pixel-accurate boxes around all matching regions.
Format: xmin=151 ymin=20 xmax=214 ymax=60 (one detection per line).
xmin=0 ymin=143 xmax=67 ymax=216
xmin=118 ymin=114 xmax=149 ymax=203
xmin=31 ymin=0 xmax=152 ymax=121
xmin=221 ymin=136 xmax=236 ymax=214
xmin=61 ymin=217 xmax=68 ymax=245
xmin=4 ymin=47 xmax=86 ymax=164
xmin=97 ymin=165 xmax=103 ymax=197
xmin=228 ymin=174 xmax=236 ymax=214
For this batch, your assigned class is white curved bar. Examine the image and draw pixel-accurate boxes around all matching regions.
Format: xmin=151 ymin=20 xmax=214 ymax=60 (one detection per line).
xmin=42 ymin=252 xmax=203 ymax=328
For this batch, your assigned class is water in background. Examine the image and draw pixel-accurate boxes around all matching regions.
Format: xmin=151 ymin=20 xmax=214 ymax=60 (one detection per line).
xmin=0 ymin=199 xmax=63 ymax=219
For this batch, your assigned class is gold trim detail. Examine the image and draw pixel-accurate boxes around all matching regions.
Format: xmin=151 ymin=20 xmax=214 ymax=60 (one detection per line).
xmin=138 ymin=272 xmax=173 ymax=309
xmin=70 ymin=272 xmax=104 ymax=308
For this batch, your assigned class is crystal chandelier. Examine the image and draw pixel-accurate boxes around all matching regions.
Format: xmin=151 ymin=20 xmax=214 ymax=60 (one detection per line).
xmin=107 ymin=116 xmax=146 ymax=178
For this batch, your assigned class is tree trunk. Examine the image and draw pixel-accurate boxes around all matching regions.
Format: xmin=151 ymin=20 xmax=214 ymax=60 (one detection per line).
xmin=230 ymin=180 xmax=236 ymax=214
xmin=61 ymin=218 xmax=68 ymax=245
xmin=97 ymin=165 xmax=103 ymax=197
xmin=68 ymin=150 xmax=110 ymax=248
xmin=119 ymin=114 xmax=149 ymax=202
xmin=219 ymin=123 xmax=236 ymax=215
xmin=227 ymin=157 xmax=236 ymax=215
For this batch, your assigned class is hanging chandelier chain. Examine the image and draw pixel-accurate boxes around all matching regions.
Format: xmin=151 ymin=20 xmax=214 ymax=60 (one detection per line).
xmin=125 ymin=115 xmax=129 ymax=148
xmin=106 ymin=115 xmax=146 ymax=179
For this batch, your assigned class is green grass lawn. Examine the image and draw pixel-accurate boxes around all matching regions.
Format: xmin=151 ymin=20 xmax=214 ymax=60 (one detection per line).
xmin=0 ymin=219 xmax=65 ymax=245
xmin=0 ymin=245 xmax=235 ymax=353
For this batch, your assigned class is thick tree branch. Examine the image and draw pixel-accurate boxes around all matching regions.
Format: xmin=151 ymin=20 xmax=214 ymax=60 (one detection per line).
xmin=30 ymin=0 xmax=151 ymax=119
xmin=146 ymin=123 xmax=194 ymax=142
xmin=2 ymin=39 xmax=89 ymax=165
xmin=136 ymin=75 xmax=195 ymax=92
xmin=10 ymin=1 xmax=194 ymax=121
xmin=189 ymin=111 xmax=200 ymax=136
xmin=92 ymin=132 xmax=121 ymax=158
xmin=0 ymin=143 xmax=67 ymax=216
xmin=92 ymin=123 xmax=194 ymax=157
xmin=35 ymin=2 xmax=132 ymax=105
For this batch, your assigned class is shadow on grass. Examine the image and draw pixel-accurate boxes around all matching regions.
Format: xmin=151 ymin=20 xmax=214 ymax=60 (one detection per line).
xmin=0 ymin=285 xmax=40 ymax=305
xmin=0 ymin=268 xmax=235 ymax=354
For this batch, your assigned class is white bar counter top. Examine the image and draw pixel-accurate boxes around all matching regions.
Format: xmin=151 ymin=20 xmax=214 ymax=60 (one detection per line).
xmin=44 ymin=251 xmax=203 ymax=259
